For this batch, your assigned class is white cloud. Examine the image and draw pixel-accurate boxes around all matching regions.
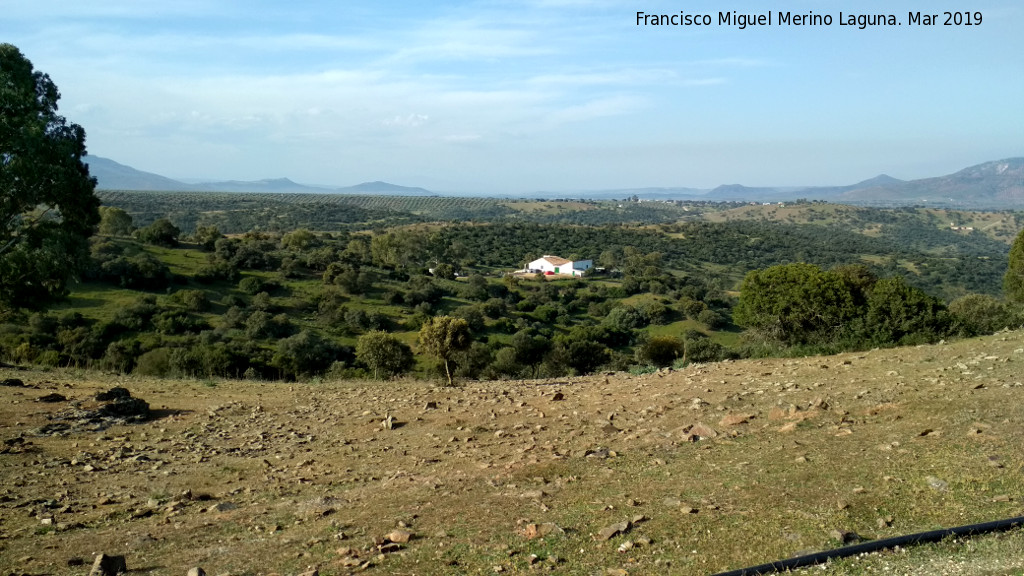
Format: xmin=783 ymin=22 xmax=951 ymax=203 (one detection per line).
xmin=383 ymin=114 xmax=430 ymax=128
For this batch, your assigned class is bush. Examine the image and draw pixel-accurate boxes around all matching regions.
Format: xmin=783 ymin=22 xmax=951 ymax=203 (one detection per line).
xmin=603 ymin=305 xmax=648 ymax=330
xmin=697 ymin=309 xmax=726 ymax=330
xmin=355 ymin=331 xmax=414 ymax=379
xmin=238 ymin=276 xmax=265 ymax=295
xmin=153 ymin=310 xmax=207 ymax=335
xmin=173 ymin=289 xmax=210 ymax=312
xmin=272 ymin=330 xmax=342 ymax=380
xmin=675 ymin=336 xmax=728 ymax=366
xmin=948 ymin=294 xmax=1018 ymax=336
xmin=137 ymin=218 xmax=180 ymax=247
xmin=135 ymin=348 xmax=173 ymax=376
xmin=112 ymin=295 xmax=159 ymax=330
xmin=453 ymin=305 xmax=486 ymax=332
xmin=865 ymin=277 xmax=951 ymax=345
xmin=636 ymin=335 xmax=685 ymax=367
xmin=101 ymin=339 xmax=142 ymax=373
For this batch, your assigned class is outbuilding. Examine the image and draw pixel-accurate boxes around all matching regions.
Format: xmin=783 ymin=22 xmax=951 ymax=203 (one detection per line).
xmin=526 ymin=255 xmax=593 ymax=277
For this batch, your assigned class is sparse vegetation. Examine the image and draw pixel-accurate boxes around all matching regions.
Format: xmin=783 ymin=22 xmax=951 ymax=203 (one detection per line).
xmin=3 ymin=331 xmax=1024 ymax=575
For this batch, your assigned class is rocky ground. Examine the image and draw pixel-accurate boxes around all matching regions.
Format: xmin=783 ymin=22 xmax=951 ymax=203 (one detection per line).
xmin=3 ymin=332 xmax=1024 ymax=575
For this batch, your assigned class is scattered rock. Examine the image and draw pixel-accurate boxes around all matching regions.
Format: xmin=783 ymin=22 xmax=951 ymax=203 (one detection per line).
xmin=778 ymin=422 xmax=798 ymax=433
xmin=209 ymin=501 xmax=238 ymax=513
xmin=37 ymin=393 xmax=67 ymax=403
xmin=683 ymin=423 xmax=717 ymax=442
xmin=719 ymin=413 xmax=754 ymax=427
xmin=925 ymin=476 xmax=948 ymax=491
xmin=830 ymin=530 xmax=862 ymax=545
xmin=89 ymin=553 xmax=127 ymax=576
xmin=596 ymin=520 xmax=631 ymax=541
xmin=385 ymin=529 xmax=413 ymax=544
xmin=187 ymin=568 xmax=206 ymax=576
xmin=551 ymin=392 xmax=564 ymax=401
xmin=522 ymin=522 xmax=563 ymax=540
xmin=382 ymin=415 xmax=395 ymax=430
xmin=38 ymin=388 xmax=151 ymax=435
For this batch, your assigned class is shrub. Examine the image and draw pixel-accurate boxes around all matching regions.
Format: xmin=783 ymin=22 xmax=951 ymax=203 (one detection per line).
xmin=865 ymin=277 xmax=952 ymax=345
xmin=272 ymin=330 xmax=342 ymax=380
xmin=636 ymin=335 xmax=685 ymax=367
xmin=949 ymin=293 xmax=1017 ymax=336
xmin=135 ymin=348 xmax=172 ymax=376
xmin=697 ymin=309 xmax=726 ymax=330
xmin=238 ymin=276 xmax=265 ymax=295
xmin=137 ymin=218 xmax=180 ymax=247
xmin=173 ymin=289 xmax=210 ymax=312
xmin=355 ymin=331 xmax=414 ymax=379
xmin=101 ymin=339 xmax=142 ymax=373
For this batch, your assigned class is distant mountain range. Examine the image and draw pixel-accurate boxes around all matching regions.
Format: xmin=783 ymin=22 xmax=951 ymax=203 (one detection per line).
xmin=83 ymin=156 xmax=433 ymax=196
xmin=83 ymin=155 xmax=1024 ymax=208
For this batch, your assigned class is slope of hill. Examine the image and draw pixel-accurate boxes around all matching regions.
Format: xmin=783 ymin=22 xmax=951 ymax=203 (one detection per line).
xmin=3 ymin=332 xmax=1024 ymax=575
xmin=191 ymin=177 xmax=332 ymax=194
xmin=83 ymin=155 xmax=194 ymax=191
xmin=840 ymin=158 xmax=1024 ymax=206
xmin=337 ymin=181 xmax=433 ymax=195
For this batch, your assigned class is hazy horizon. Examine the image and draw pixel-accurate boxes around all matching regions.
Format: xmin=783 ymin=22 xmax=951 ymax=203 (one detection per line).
xmin=4 ymin=1 xmax=1023 ymax=193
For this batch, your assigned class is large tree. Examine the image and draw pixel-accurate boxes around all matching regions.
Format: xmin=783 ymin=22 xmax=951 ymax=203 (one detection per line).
xmin=1006 ymin=229 xmax=1024 ymax=304
xmin=732 ymin=263 xmax=866 ymax=345
xmin=356 ymin=331 xmax=414 ymax=379
xmin=1 ymin=44 xmax=100 ymax=308
xmin=418 ymin=316 xmax=471 ymax=386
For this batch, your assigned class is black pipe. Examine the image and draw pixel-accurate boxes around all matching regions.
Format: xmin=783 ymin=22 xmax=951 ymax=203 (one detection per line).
xmin=711 ymin=515 xmax=1024 ymax=576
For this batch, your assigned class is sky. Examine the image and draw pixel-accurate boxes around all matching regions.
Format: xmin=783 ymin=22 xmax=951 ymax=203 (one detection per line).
xmin=3 ymin=0 xmax=1023 ymax=194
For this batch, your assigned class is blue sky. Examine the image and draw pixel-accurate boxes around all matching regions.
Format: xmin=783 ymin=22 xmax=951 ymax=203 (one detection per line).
xmin=3 ymin=1 xmax=1022 ymax=193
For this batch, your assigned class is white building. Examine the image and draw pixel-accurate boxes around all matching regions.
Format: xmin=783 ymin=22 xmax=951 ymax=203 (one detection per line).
xmin=526 ymin=255 xmax=593 ymax=277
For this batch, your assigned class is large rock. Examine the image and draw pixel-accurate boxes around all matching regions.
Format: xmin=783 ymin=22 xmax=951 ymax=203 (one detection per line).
xmin=92 ymin=388 xmax=150 ymax=421
xmin=89 ymin=554 xmax=127 ymax=576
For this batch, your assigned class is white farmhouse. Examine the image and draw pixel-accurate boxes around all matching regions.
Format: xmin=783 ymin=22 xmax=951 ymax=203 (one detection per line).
xmin=526 ymin=255 xmax=593 ymax=277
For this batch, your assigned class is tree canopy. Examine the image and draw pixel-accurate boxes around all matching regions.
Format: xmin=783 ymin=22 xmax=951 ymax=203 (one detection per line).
xmin=418 ymin=316 xmax=471 ymax=386
xmin=356 ymin=331 xmax=414 ymax=379
xmin=732 ymin=263 xmax=866 ymax=345
xmin=1 ymin=44 xmax=99 ymax=308
xmin=1006 ymin=228 xmax=1024 ymax=304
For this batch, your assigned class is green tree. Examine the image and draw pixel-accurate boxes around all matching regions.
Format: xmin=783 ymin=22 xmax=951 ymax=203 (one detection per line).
xmin=281 ymin=228 xmax=317 ymax=250
xmin=98 ymin=206 xmax=134 ymax=236
xmin=418 ymin=316 xmax=472 ymax=386
xmin=356 ymin=331 xmax=414 ymax=379
xmin=271 ymin=330 xmax=341 ymax=380
xmin=193 ymin=225 xmax=222 ymax=251
xmin=949 ymin=293 xmax=1017 ymax=336
xmin=1 ymin=44 xmax=100 ymax=308
xmin=865 ymin=276 xmax=951 ymax=345
xmin=635 ymin=335 xmax=684 ymax=367
xmin=1006 ymin=229 xmax=1024 ymax=304
xmin=733 ymin=263 xmax=863 ymax=345
xmin=137 ymin=218 xmax=180 ymax=247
